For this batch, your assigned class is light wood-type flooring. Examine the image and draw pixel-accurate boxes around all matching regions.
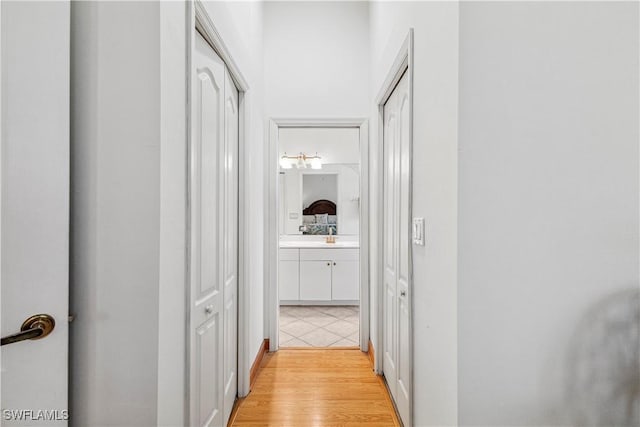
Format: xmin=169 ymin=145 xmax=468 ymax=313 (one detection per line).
xmin=229 ymin=349 xmax=400 ymax=426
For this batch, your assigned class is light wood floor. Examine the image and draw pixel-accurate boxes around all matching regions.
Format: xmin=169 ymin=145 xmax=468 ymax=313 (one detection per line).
xmin=229 ymin=349 xmax=400 ymax=427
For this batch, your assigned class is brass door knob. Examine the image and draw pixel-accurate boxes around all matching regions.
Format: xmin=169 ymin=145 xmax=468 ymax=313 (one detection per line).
xmin=1 ymin=314 xmax=55 ymax=346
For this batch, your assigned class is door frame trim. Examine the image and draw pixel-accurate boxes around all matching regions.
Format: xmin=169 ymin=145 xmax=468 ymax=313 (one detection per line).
xmin=186 ymin=1 xmax=252 ymax=424
xmin=374 ymin=28 xmax=414 ymax=426
xmin=266 ymin=118 xmax=370 ymax=352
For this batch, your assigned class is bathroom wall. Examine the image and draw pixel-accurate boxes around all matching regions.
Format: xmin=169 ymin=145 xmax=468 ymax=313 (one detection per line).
xmin=279 ymin=127 xmax=360 ymax=163
xmin=302 ymin=174 xmax=338 ymax=208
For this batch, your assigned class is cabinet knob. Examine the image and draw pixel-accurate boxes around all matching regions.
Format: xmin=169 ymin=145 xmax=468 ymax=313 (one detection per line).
xmin=333 ymin=262 xmax=336 ymax=266
xmin=327 ymin=262 xmax=331 ymax=266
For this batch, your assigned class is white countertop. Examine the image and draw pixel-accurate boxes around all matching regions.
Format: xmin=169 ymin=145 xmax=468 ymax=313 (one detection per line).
xmin=279 ymin=240 xmax=360 ymax=249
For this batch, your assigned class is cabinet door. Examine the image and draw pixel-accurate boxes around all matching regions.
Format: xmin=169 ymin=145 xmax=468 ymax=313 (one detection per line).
xmin=331 ymin=260 xmax=359 ymax=300
xmin=300 ymin=261 xmax=332 ymax=300
xmin=279 ymin=260 xmax=299 ymax=300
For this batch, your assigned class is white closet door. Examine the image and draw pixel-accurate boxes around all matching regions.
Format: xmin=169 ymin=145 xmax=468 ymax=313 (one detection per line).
xmin=190 ymin=32 xmax=239 ymax=427
xmin=222 ymin=67 xmax=239 ymax=423
xmin=383 ymin=79 xmax=399 ymax=398
xmin=395 ymin=72 xmax=411 ymax=423
xmin=382 ymin=70 xmax=411 ymax=425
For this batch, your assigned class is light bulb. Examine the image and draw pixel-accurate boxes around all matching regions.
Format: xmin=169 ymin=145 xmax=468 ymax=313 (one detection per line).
xmin=280 ymin=156 xmax=292 ymax=169
xmin=310 ymin=157 xmax=322 ymax=169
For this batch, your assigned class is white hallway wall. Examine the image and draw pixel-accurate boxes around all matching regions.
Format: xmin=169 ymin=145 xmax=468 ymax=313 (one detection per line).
xmin=369 ymin=2 xmax=460 ymax=426
xmin=263 ymin=1 xmax=370 ymax=118
xmin=458 ymin=2 xmax=639 ymax=426
xmin=71 ymin=1 xmax=265 ymax=425
xmin=71 ymin=2 xmax=167 ymax=425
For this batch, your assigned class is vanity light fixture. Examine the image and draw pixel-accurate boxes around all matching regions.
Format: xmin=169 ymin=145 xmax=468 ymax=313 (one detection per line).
xmin=280 ymin=152 xmax=322 ymax=170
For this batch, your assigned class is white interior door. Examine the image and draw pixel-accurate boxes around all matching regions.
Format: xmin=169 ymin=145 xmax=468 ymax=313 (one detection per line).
xmin=382 ymin=70 xmax=411 ymax=425
xmin=1 ymin=1 xmax=70 ymax=424
xmin=190 ymin=32 xmax=238 ymax=427
xmin=190 ymin=33 xmax=225 ymax=427
xmin=222 ymin=67 xmax=239 ymax=423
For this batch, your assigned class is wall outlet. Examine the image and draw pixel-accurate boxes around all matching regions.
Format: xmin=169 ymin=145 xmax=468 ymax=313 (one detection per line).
xmin=412 ymin=218 xmax=425 ymax=246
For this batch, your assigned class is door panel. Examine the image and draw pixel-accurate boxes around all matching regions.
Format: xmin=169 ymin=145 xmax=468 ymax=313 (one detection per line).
xmin=191 ymin=33 xmax=225 ymax=427
xmin=331 ymin=260 xmax=359 ymax=300
xmin=1 ymin=1 xmax=70 ymax=424
xmin=383 ymin=279 xmax=397 ymax=395
xmin=396 ymin=75 xmax=411 ymax=423
xmin=222 ymin=69 xmax=239 ymax=423
xmin=398 ymin=92 xmax=411 ymax=285
xmin=196 ymin=315 xmax=220 ymax=426
xmin=384 ymin=115 xmax=397 ymax=274
xmin=197 ymin=68 xmax=221 ymax=301
xmin=300 ymin=261 xmax=332 ymax=300
xmin=397 ymin=290 xmax=411 ymax=420
xmin=383 ymin=92 xmax=399 ymax=397
xmin=395 ymin=74 xmax=411 ymax=422
xmin=279 ymin=260 xmax=299 ymax=300
xmin=382 ymin=70 xmax=411 ymax=425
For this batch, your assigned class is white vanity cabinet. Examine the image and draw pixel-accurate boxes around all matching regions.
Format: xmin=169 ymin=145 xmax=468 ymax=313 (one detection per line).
xmin=279 ymin=247 xmax=359 ymax=304
xmin=300 ymin=248 xmax=359 ymax=302
xmin=278 ymin=249 xmax=300 ymax=300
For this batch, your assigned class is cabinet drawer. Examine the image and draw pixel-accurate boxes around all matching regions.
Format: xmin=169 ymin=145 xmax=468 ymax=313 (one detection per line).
xmin=299 ymin=248 xmax=359 ymax=261
xmin=279 ymin=248 xmax=299 ymax=261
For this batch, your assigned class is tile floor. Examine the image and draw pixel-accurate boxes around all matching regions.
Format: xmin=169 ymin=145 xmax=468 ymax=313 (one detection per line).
xmin=279 ymin=305 xmax=359 ymax=347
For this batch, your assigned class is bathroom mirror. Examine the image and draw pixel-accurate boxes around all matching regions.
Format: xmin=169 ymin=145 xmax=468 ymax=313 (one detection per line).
xmin=279 ymin=127 xmax=360 ymax=236
xmin=300 ymin=173 xmax=338 ymax=235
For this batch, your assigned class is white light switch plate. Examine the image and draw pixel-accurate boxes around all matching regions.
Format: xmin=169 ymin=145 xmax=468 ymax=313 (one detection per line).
xmin=412 ymin=218 xmax=425 ymax=246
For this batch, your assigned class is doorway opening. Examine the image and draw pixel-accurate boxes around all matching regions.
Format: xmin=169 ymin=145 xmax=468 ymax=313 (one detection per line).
xmin=267 ymin=120 xmax=369 ymax=352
